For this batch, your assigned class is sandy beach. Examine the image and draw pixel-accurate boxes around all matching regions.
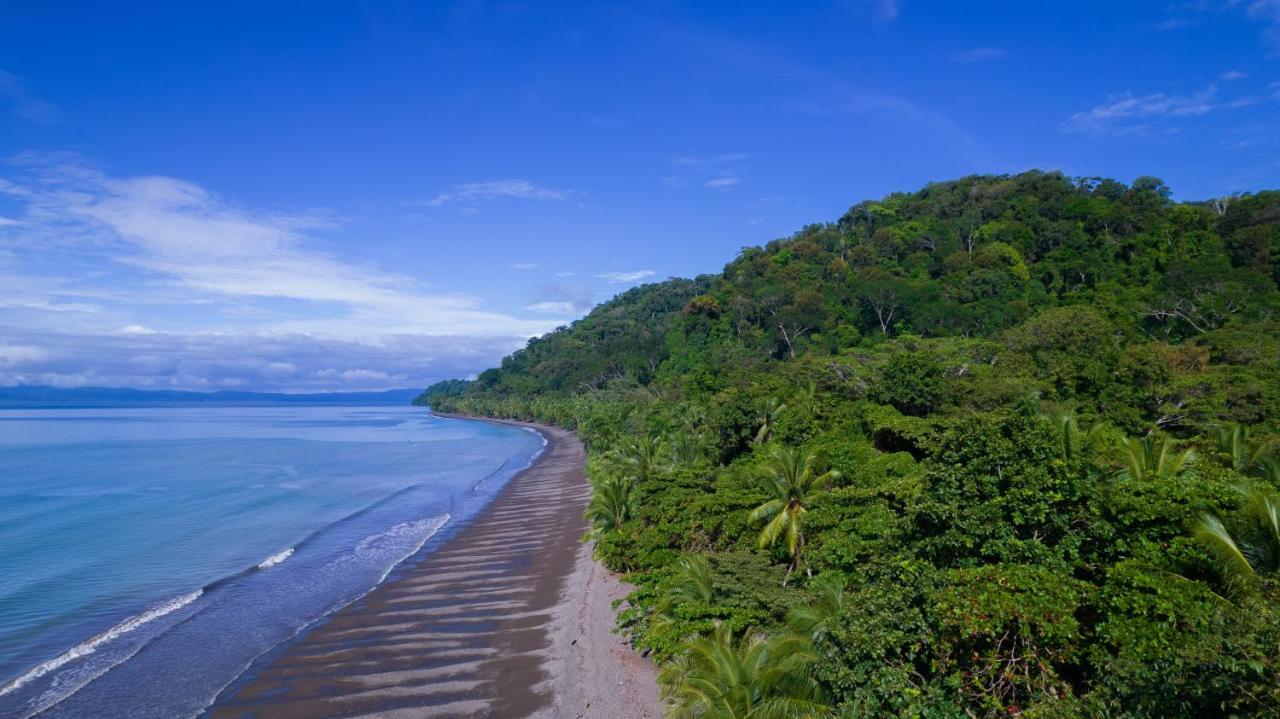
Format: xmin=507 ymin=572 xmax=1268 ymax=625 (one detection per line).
xmin=206 ymin=421 xmax=660 ymax=719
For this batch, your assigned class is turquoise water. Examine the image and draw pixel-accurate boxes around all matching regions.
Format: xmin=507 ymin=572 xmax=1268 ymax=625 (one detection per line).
xmin=0 ymin=406 xmax=543 ymax=718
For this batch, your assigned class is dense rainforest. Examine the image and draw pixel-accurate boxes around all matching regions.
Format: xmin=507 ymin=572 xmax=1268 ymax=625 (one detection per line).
xmin=420 ymin=171 xmax=1280 ymax=717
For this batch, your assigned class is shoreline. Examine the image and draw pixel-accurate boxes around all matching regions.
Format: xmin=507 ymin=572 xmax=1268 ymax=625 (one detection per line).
xmin=207 ymin=415 xmax=660 ymax=718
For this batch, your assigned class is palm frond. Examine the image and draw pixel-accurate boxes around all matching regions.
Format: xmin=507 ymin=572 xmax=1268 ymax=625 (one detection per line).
xmin=1193 ymin=513 xmax=1256 ymax=588
xmin=758 ymin=509 xmax=791 ymax=550
xmin=660 ymin=623 xmax=826 ymax=719
xmin=788 ymin=573 xmax=846 ymax=644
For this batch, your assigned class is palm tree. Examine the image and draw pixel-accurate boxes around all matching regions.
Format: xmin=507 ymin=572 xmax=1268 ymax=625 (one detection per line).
xmin=1014 ymin=389 xmax=1042 ymax=418
xmin=660 ymin=623 xmax=830 ymax=719
xmin=1214 ymin=423 xmax=1277 ymax=479
xmin=651 ymin=554 xmax=716 ymax=639
xmin=1193 ymin=486 xmax=1280 ymax=596
xmin=611 ymin=434 xmax=669 ymax=483
xmin=787 ymin=573 xmax=846 ymax=646
xmin=669 ymin=407 xmax=713 ymax=466
xmin=754 ymin=397 xmax=787 ymax=445
xmin=583 ymin=475 xmax=633 ymax=549
xmin=1112 ymin=435 xmax=1194 ymax=483
xmin=659 ymin=554 xmax=715 ymax=611
xmin=1041 ymin=413 xmax=1107 ymax=476
xmin=749 ymin=447 xmax=839 ymax=584
xmin=791 ymin=381 xmax=818 ymax=419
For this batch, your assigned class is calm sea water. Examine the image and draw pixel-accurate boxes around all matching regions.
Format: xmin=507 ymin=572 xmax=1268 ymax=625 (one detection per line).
xmin=0 ymin=406 xmax=543 ymax=718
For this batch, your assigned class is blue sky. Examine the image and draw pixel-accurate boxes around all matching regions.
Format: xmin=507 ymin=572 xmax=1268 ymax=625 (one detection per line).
xmin=1 ymin=1 xmax=1278 ymax=391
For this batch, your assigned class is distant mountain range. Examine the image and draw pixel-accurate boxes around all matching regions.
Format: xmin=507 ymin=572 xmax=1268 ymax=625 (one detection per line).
xmin=0 ymin=385 xmax=424 ymax=408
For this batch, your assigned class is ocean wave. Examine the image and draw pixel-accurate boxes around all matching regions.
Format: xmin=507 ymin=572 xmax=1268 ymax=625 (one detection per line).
xmin=256 ymin=548 xmax=294 ymax=569
xmin=0 ymin=590 xmax=202 ymax=699
xmin=357 ymin=515 xmax=451 ymax=585
xmin=356 ymin=515 xmax=450 ymax=556
xmin=522 ymin=426 xmax=549 ymax=446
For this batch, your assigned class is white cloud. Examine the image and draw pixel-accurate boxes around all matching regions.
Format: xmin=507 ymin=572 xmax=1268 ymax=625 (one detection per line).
xmin=670 ymin=154 xmax=747 ymax=191
xmin=1062 ymin=84 xmax=1256 ymax=135
xmin=1150 ymin=1 xmax=1280 ymax=48
xmin=597 ymin=270 xmax=655 ymax=283
xmin=554 ymin=271 xmax=575 ymax=277
xmin=120 ymin=324 xmax=157 ymax=335
xmin=526 ymin=284 xmax=594 ymax=315
xmin=262 ymin=361 xmax=297 ymax=378
xmin=508 ymin=262 xmax=540 ymax=270
xmin=1244 ymin=0 xmax=1280 ymax=48
xmin=1222 ymin=69 xmax=1248 ymax=80
xmin=0 ymin=216 xmax=20 ymax=226
xmin=672 ymin=152 xmax=748 ymax=166
xmin=339 ymin=368 xmax=390 ymax=382
xmin=525 ymin=301 xmax=578 ymax=314
xmin=1149 ymin=16 xmax=1196 ymax=31
xmin=0 ymin=326 xmax=528 ymax=391
xmin=0 ymin=343 xmax=49 ymax=367
xmin=950 ymin=47 xmax=1007 ymax=63
xmin=425 ymin=179 xmax=578 ymax=208
xmin=0 ymin=155 xmax=556 ymax=339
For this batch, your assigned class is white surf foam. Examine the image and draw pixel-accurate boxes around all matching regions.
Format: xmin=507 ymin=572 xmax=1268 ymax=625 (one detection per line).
xmin=357 ymin=514 xmax=451 ymax=585
xmin=257 ymin=548 xmax=294 ymax=569
xmin=0 ymin=590 xmax=202 ymax=699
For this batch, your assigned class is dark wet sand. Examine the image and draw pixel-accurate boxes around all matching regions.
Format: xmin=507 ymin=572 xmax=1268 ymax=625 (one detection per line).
xmin=206 ymin=420 xmax=598 ymax=718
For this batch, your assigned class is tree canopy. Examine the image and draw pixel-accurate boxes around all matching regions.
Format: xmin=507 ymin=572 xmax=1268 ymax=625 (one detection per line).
xmin=422 ymin=171 xmax=1280 ymax=717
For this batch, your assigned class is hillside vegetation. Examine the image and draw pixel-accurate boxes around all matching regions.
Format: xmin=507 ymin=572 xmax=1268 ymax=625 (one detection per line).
xmin=423 ymin=171 xmax=1280 ymax=717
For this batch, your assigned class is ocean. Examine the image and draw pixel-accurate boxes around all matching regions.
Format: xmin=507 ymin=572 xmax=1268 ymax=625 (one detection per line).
xmin=0 ymin=405 xmax=544 ymax=718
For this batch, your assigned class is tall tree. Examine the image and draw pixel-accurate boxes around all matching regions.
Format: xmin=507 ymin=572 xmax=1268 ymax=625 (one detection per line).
xmin=1112 ymin=435 xmax=1194 ymax=483
xmin=583 ymin=475 xmax=633 ymax=551
xmin=754 ymin=397 xmax=787 ymax=446
xmin=749 ymin=447 xmax=840 ymax=584
xmin=1193 ymin=486 xmax=1280 ymax=597
xmin=660 ymin=623 xmax=830 ymax=719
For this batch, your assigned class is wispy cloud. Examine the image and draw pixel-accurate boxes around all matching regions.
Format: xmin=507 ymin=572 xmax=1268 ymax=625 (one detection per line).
xmin=597 ymin=270 xmax=655 ymax=283
xmin=1061 ymin=83 xmax=1256 ymax=136
xmin=949 ymin=47 xmax=1007 ymax=63
xmin=1149 ymin=16 xmax=1196 ymax=30
xmin=0 ymin=325 xmax=525 ymax=391
xmin=0 ymin=154 xmax=556 ymax=343
xmin=425 ymin=179 xmax=579 ymax=209
xmin=0 ymin=70 xmax=59 ymax=123
xmin=705 ymin=176 xmax=740 ymax=190
xmin=1244 ymin=0 xmax=1280 ymax=49
xmin=525 ymin=301 xmax=577 ymax=314
xmin=1150 ymin=1 xmax=1280 ymax=49
xmin=847 ymin=0 xmax=899 ymax=22
xmin=1222 ymin=69 xmax=1248 ymax=80
xmin=1221 ymin=120 xmax=1280 ymax=149
xmin=525 ymin=283 xmax=595 ymax=316
xmin=672 ymin=152 xmax=748 ymax=166
xmin=508 ymin=262 xmax=539 ymax=270
xmin=662 ymin=22 xmax=992 ymax=168
xmin=669 ymin=153 xmax=745 ymax=191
